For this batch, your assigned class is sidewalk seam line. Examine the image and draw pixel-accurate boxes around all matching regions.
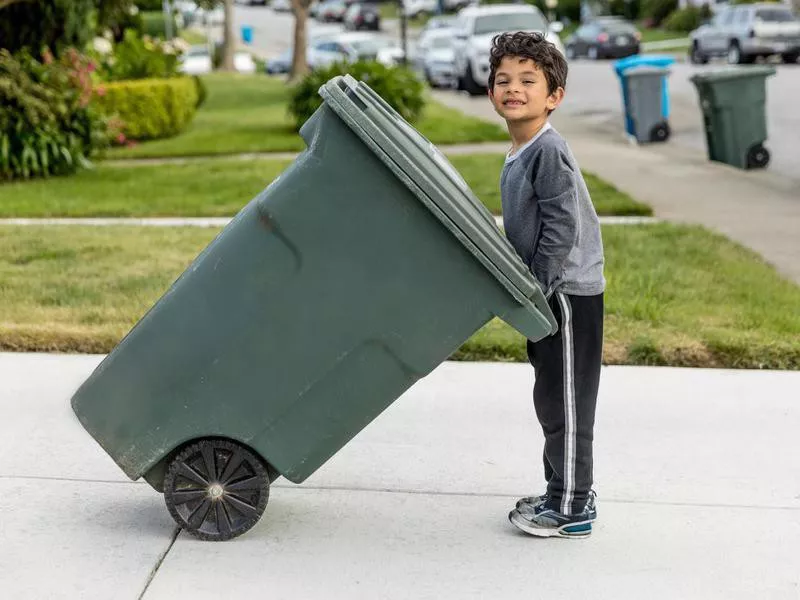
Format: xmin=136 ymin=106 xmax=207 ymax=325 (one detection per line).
xmin=137 ymin=527 xmax=180 ymax=600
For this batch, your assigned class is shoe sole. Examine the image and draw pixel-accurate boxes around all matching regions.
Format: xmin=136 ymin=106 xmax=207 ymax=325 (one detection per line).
xmin=508 ymin=509 xmax=592 ymax=539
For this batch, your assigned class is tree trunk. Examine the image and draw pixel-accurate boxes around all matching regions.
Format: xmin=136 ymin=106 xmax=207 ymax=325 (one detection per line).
xmin=220 ymin=0 xmax=236 ymax=72
xmin=289 ymin=0 xmax=310 ymax=82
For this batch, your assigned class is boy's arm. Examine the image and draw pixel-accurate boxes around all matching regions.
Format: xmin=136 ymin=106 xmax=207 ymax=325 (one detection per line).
xmin=530 ymin=145 xmax=579 ymax=297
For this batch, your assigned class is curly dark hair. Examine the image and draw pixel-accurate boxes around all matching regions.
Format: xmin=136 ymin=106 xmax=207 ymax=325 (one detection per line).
xmin=488 ymin=31 xmax=568 ymax=94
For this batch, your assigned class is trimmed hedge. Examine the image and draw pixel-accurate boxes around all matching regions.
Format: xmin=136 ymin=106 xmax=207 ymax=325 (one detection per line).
xmin=94 ymin=77 xmax=199 ymax=141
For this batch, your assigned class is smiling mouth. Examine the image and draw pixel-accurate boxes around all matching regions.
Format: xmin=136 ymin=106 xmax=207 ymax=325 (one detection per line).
xmin=503 ymin=100 xmax=525 ymax=106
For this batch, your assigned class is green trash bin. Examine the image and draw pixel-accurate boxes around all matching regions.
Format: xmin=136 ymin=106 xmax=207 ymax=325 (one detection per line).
xmin=690 ymin=66 xmax=775 ymax=170
xmin=70 ymin=74 xmax=557 ymax=541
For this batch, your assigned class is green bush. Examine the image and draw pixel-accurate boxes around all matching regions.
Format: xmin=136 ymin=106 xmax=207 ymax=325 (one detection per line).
xmin=90 ymin=29 xmax=183 ymax=82
xmin=288 ymin=61 xmax=425 ymax=131
xmin=663 ymin=6 xmax=703 ymax=32
xmin=609 ymin=0 xmax=641 ymax=20
xmin=193 ymin=75 xmax=208 ymax=108
xmin=643 ymin=0 xmax=679 ymax=27
xmin=93 ymin=77 xmax=198 ymax=141
xmin=0 ymin=48 xmax=112 ymax=180
xmin=140 ymin=10 xmax=179 ymax=39
xmin=0 ymin=0 xmax=94 ymax=57
xmin=531 ymin=0 xmax=581 ymax=23
xmin=135 ymin=0 xmax=164 ymax=9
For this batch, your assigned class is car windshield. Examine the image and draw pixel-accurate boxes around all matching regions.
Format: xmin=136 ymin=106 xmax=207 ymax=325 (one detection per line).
xmin=431 ymin=36 xmax=453 ymax=49
xmin=187 ymin=46 xmax=209 ymax=57
xmin=755 ymin=8 xmax=796 ymax=22
xmin=473 ymin=12 xmax=547 ymax=35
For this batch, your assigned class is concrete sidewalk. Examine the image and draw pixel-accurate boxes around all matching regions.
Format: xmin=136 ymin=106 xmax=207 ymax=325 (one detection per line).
xmin=433 ymin=92 xmax=800 ymax=286
xmin=2 ymin=353 xmax=799 ymax=599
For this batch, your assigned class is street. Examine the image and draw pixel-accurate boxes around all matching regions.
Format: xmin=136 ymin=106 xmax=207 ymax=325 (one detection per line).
xmin=225 ymin=5 xmax=800 ymax=182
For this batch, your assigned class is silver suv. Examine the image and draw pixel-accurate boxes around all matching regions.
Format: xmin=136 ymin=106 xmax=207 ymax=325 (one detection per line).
xmin=689 ymin=3 xmax=800 ymax=64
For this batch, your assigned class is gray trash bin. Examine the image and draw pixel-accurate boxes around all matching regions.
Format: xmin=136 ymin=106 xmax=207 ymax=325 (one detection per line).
xmin=626 ymin=65 xmax=671 ymax=144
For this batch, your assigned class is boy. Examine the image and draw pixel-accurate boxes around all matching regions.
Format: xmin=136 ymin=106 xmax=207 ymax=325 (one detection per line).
xmin=488 ymin=32 xmax=605 ymax=538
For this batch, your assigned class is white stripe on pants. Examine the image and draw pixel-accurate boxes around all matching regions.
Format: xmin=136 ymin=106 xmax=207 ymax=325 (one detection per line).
xmin=557 ymin=292 xmax=577 ymax=515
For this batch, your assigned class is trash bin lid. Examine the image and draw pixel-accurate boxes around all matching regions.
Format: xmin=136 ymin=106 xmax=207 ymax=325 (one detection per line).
xmin=689 ymin=65 xmax=776 ymax=84
xmin=613 ymin=54 xmax=675 ymax=77
xmin=319 ymin=75 xmax=549 ymax=316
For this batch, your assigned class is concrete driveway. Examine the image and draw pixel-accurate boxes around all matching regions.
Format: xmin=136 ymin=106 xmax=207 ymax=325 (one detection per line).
xmin=1 ymin=353 xmax=799 ymax=599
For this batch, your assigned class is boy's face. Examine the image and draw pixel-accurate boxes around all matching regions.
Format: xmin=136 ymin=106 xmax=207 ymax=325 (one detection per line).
xmin=489 ymin=56 xmax=564 ymax=124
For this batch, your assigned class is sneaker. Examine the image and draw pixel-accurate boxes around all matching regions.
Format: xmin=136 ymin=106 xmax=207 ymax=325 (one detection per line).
xmin=508 ymin=506 xmax=593 ymax=538
xmin=515 ymin=489 xmax=597 ymax=521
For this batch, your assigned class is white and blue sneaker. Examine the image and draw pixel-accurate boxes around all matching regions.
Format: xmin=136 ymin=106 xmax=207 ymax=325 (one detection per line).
xmin=515 ymin=489 xmax=597 ymax=521
xmin=508 ymin=505 xmax=593 ymax=539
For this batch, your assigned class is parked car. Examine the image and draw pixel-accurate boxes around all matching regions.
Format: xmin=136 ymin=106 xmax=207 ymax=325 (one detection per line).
xmin=265 ymin=38 xmax=351 ymax=74
xmin=180 ymin=46 xmax=257 ymax=75
xmin=235 ymin=0 xmax=268 ymax=5
xmin=414 ymin=28 xmax=458 ymax=87
xmin=402 ymin=0 xmax=437 ymax=19
xmin=419 ymin=15 xmax=458 ymax=37
xmin=451 ymin=4 xmax=566 ymax=95
xmin=318 ymin=0 xmax=357 ymax=22
xmin=270 ymin=0 xmax=292 ymax=11
xmin=565 ymin=18 xmax=641 ymax=60
xmin=689 ymin=3 xmax=800 ymax=64
xmin=344 ymin=3 xmax=381 ymax=31
xmin=330 ymin=31 xmax=405 ymax=65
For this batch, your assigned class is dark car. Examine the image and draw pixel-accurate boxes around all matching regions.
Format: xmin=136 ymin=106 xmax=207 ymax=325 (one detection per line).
xmin=565 ymin=18 xmax=641 ymax=60
xmin=344 ymin=3 xmax=381 ymax=31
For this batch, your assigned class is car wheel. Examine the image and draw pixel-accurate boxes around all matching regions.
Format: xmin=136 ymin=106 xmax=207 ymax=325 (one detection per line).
xmin=587 ymin=46 xmax=599 ymax=60
xmin=462 ymin=62 xmax=486 ymax=96
xmin=782 ymin=52 xmax=799 ymax=64
xmin=690 ymin=43 xmax=708 ymax=65
xmin=727 ymin=42 xmax=742 ymax=65
xmin=565 ymin=45 xmax=576 ymax=60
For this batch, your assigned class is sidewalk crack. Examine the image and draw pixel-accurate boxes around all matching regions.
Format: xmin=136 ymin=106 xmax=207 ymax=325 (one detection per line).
xmin=138 ymin=527 xmax=180 ymax=600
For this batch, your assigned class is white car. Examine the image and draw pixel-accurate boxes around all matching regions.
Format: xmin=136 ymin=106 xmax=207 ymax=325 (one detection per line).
xmin=414 ymin=28 xmax=458 ymax=87
xmin=451 ymin=4 xmax=566 ymax=95
xmin=327 ymin=32 xmax=405 ymax=66
xmin=198 ymin=6 xmax=224 ymax=25
xmin=402 ymin=0 xmax=437 ymax=19
xmin=270 ymin=0 xmax=293 ymax=12
xmin=179 ymin=45 xmax=258 ymax=74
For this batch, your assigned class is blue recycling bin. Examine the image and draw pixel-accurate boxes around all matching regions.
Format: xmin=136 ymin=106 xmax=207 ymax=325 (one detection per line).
xmin=241 ymin=25 xmax=253 ymax=45
xmin=613 ymin=55 xmax=675 ymax=137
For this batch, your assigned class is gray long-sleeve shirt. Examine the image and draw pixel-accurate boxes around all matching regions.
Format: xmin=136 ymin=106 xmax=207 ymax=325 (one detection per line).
xmin=500 ymin=125 xmax=606 ymax=298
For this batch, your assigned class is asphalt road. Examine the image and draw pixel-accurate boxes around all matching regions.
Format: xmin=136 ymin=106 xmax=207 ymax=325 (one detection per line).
xmin=223 ymin=6 xmax=800 ymax=181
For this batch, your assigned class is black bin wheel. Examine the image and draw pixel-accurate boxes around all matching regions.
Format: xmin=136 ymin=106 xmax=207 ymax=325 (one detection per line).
xmin=164 ymin=438 xmax=270 ymax=541
xmin=649 ymin=122 xmax=670 ymax=143
xmin=746 ymin=144 xmax=770 ymax=169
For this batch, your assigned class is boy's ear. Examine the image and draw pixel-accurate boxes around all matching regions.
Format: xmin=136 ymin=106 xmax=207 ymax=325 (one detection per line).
xmin=546 ymin=86 xmax=565 ymax=112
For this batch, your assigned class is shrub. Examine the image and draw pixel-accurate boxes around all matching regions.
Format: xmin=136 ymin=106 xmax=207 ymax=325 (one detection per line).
xmin=643 ymin=0 xmax=679 ymax=27
xmin=664 ymin=6 xmax=703 ymax=32
xmin=288 ymin=61 xmax=425 ymax=131
xmin=193 ymin=75 xmax=208 ymax=108
xmin=89 ymin=30 xmax=186 ymax=82
xmin=140 ymin=11 xmax=179 ymax=39
xmin=0 ymin=48 xmax=112 ymax=180
xmin=93 ymin=77 xmax=198 ymax=141
xmin=0 ymin=0 xmax=94 ymax=57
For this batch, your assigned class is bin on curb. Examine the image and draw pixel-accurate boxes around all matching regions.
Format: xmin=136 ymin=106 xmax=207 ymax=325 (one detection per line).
xmin=240 ymin=25 xmax=253 ymax=45
xmin=624 ymin=65 xmax=672 ymax=143
xmin=690 ymin=66 xmax=775 ymax=170
xmin=70 ymin=75 xmax=557 ymax=542
xmin=613 ymin=54 xmax=675 ymax=142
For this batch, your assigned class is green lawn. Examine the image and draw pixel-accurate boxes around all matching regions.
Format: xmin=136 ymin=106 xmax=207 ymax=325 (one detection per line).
xmin=0 ymin=154 xmax=650 ymax=217
xmin=1 ymin=224 xmax=796 ymax=369
xmin=107 ymin=73 xmax=506 ymax=159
